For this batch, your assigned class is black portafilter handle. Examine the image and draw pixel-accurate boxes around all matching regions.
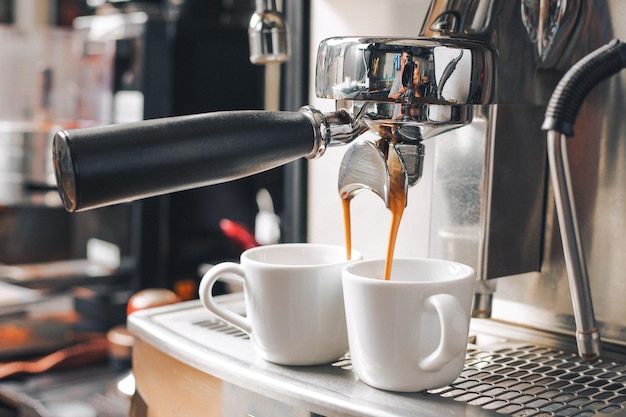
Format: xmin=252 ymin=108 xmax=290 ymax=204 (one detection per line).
xmin=542 ymin=39 xmax=626 ymax=136
xmin=53 ymin=108 xmax=325 ymax=212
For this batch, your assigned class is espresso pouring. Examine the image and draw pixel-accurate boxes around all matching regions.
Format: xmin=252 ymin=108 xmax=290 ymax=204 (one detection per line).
xmin=342 ymin=132 xmax=407 ymax=281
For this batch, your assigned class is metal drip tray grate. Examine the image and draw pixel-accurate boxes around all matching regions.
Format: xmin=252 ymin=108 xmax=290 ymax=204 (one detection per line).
xmin=129 ymin=299 xmax=626 ymax=417
xmin=429 ymin=345 xmax=626 ymax=416
xmin=192 ymin=318 xmax=249 ymax=339
xmin=194 ymin=316 xmax=626 ymax=416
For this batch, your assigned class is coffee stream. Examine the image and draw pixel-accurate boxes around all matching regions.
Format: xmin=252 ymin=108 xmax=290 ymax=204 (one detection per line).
xmin=343 ymin=134 xmax=407 ymax=280
xmin=342 ymin=198 xmax=353 ymax=260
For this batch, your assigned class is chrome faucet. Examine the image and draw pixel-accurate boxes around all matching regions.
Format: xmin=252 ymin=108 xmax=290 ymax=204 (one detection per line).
xmin=248 ymin=0 xmax=290 ymax=64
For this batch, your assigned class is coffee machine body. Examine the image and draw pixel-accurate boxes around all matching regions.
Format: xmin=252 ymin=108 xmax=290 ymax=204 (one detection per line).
xmin=308 ymin=0 xmax=626 ymax=349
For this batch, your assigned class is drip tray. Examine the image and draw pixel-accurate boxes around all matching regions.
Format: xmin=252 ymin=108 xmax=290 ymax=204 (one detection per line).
xmin=433 ymin=344 xmax=626 ymax=416
xmin=129 ymin=295 xmax=626 ymax=417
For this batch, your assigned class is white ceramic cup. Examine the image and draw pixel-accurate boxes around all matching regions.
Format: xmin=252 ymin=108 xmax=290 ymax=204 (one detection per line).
xmin=199 ymin=243 xmax=362 ymax=366
xmin=342 ymin=258 xmax=475 ymax=392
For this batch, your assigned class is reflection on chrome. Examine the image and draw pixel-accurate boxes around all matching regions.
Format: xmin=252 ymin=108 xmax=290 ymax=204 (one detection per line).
xmin=316 ymin=37 xmax=497 ymax=107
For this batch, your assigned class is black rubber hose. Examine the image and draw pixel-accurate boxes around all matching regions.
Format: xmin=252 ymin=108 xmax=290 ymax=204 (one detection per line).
xmin=542 ymin=39 xmax=626 ymax=137
xmin=53 ymin=110 xmax=317 ymax=212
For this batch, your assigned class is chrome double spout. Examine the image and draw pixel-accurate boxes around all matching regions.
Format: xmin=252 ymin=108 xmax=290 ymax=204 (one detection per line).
xmin=338 ymin=134 xmax=425 ymax=208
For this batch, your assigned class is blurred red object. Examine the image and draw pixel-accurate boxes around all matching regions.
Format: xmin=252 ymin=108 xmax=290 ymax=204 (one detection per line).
xmin=219 ymin=219 xmax=260 ymax=251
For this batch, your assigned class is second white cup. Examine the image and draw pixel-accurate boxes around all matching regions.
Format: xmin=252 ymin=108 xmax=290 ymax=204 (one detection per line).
xmin=342 ymin=258 xmax=475 ymax=392
xmin=199 ymin=243 xmax=361 ymax=366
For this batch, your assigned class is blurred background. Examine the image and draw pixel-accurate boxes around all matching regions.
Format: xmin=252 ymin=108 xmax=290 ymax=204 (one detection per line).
xmin=0 ymin=1 xmax=308 ymax=414
xmin=0 ymin=0 xmax=309 ymax=299
xmin=5 ymin=0 xmax=626 ymax=416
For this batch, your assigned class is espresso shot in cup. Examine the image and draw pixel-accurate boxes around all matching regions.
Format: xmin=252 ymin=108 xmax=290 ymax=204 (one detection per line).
xmin=342 ymin=257 xmax=475 ymax=392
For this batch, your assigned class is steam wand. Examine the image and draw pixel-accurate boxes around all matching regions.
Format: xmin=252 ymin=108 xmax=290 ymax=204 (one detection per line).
xmin=543 ymin=39 xmax=626 ymax=361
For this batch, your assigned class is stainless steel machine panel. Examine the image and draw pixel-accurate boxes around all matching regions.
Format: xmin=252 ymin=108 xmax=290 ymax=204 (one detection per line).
xmin=307 ymin=0 xmax=626 ymax=355
xmin=490 ymin=0 xmax=626 ymax=348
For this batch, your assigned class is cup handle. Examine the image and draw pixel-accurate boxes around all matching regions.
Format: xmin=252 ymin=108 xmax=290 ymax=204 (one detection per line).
xmin=198 ymin=262 xmax=252 ymax=334
xmin=419 ymin=293 xmax=467 ymax=372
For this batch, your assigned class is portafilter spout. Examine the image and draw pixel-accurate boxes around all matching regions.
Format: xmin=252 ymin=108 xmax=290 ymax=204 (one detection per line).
xmin=543 ymin=39 xmax=626 ymax=361
xmin=52 ymin=106 xmax=366 ymax=212
xmin=338 ymin=128 xmax=425 ymax=209
xmin=315 ymin=36 xmax=496 ymax=206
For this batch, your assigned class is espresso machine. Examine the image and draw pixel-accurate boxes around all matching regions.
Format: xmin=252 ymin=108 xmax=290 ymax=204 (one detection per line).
xmin=49 ymin=0 xmax=626 ymax=416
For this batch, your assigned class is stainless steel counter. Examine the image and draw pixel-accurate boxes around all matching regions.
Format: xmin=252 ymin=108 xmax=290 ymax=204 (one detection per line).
xmin=128 ymin=295 xmax=626 ymax=417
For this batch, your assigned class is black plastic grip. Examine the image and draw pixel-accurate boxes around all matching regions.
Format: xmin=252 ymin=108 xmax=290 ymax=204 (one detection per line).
xmin=53 ymin=110 xmax=317 ymax=212
xmin=542 ymin=39 xmax=626 ymax=137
